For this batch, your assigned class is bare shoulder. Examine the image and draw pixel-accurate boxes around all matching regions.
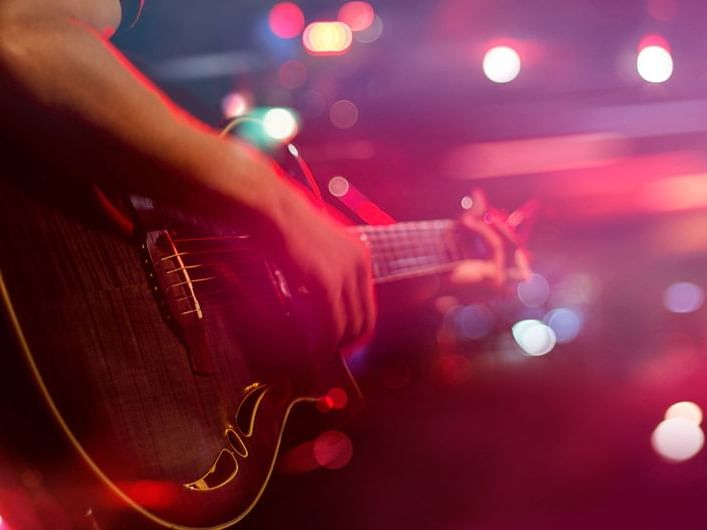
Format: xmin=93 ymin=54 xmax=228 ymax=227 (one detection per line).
xmin=0 ymin=0 xmax=123 ymax=34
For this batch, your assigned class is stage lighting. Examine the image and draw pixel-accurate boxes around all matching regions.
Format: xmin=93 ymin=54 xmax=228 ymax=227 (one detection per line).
xmin=263 ymin=108 xmax=299 ymax=141
xmin=545 ymin=308 xmax=583 ymax=343
xmin=328 ymin=176 xmax=350 ymax=198
xmin=666 ymin=402 xmax=703 ymax=425
xmin=338 ymin=2 xmax=375 ymax=32
xmin=512 ymin=320 xmax=557 ymax=356
xmin=313 ymin=431 xmax=353 ymax=469
xmin=517 ymin=273 xmax=550 ymax=308
xmin=652 ymin=417 xmax=704 ymax=462
xmin=303 ymin=21 xmax=353 ymax=55
xmin=637 ymin=45 xmax=673 ymax=83
xmin=329 ymin=99 xmax=359 ymax=129
xmin=483 ymin=46 xmax=521 ymax=84
xmin=221 ymin=92 xmax=250 ymax=118
xmin=663 ymin=282 xmax=703 ymax=313
xmin=354 ymin=15 xmax=384 ymax=44
xmin=269 ymin=2 xmax=305 ymax=39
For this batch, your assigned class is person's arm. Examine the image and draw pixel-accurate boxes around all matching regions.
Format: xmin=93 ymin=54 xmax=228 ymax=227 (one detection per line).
xmin=0 ymin=0 xmax=375 ymax=353
xmin=0 ymin=0 xmax=284 ymax=221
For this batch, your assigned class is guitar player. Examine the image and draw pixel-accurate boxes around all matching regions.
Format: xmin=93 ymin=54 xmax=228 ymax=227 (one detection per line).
xmin=0 ymin=0 xmax=516 ymax=362
xmin=0 ymin=0 xmax=520 ymax=528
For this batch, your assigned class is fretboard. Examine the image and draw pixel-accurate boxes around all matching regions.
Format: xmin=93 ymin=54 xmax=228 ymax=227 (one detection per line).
xmin=130 ymin=196 xmax=486 ymax=287
xmin=349 ymin=220 xmax=483 ymax=284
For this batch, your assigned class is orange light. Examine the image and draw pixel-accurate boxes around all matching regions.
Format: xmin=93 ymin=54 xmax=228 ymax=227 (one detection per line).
xmin=338 ymin=2 xmax=375 ymax=32
xmin=303 ymin=21 xmax=353 ymax=56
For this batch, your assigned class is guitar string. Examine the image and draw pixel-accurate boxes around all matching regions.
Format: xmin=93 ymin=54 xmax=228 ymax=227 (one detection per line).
xmin=165 ymin=239 xmax=451 ymax=265
xmin=158 ymin=223 xmax=474 ymax=294
xmin=164 ymin=231 xmax=463 ymax=284
xmin=174 ymin=254 xmax=466 ymax=295
xmin=169 ymin=228 xmax=460 ymax=264
xmin=171 ymin=242 xmax=455 ymax=280
xmin=163 ymin=251 xmax=456 ymax=289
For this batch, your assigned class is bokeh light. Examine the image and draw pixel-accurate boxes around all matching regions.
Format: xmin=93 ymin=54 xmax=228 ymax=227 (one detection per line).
xmin=666 ymin=401 xmax=703 ymax=425
xmin=221 ymin=92 xmax=251 ymax=118
xmin=453 ymin=305 xmax=494 ymax=340
xmin=263 ymin=107 xmax=299 ymax=141
xmin=338 ymin=2 xmax=375 ymax=32
xmin=647 ymin=0 xmax=677 ymax=21
xmin=278 ymin=60 xmax=308 ymax=90
xmin=330 ymin=99 xmax=359 ymax=129
xmin=544 ymin=307 xmax=583 ymax=343
xmin=313 ymin=430 xmax=353 ymax=469
xmin=517 ymin=273 xmax=551 ymax=308
xmin=268 ymin=2 xmax=306 ymax=39
xmin=512 ymin=320 xmax=557 ymax=356
xmin=663 ymin=282 xmax=704 ymax=313
xmin=461 ymin=196 xmax=474 ymax=210
xmin=328 ymin=176 xmax=350 ymax=197
xmin=483 ymin=46 xmax=521 ymax=84
xmin=354 ymin=14 xmax=384 ymax=43
xmin=637 ymin=45 xmax=673 ymax=83
xmin=652 ymin=417 xmax=704 ymax=462
xmin=303 ymin=21 xmax=353 ymax=55
xmin=316 ymin=387 xmax=349 ymax=412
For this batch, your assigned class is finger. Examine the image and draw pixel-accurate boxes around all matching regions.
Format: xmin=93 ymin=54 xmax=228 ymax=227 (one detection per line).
xmin=468 ymin=188 xmax=489 ymax=218
xmin=358 ymin=261 xmax=377 ymax=341
xmin=341 ymin=276 xmax=364 ymax=345
xmin=306 ymin=277 xmax=346 ymax=358
xmin=461 ymin=216 xmax=506 ymax=285
xmin=449 ymin=259 xmax=500 ymax=285
xmin=509 ymin=249 xmax=532 ymax=281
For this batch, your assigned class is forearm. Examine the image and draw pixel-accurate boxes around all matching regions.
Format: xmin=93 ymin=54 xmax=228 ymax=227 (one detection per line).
xmin=0 ymin=15 xmax=288 ymax=230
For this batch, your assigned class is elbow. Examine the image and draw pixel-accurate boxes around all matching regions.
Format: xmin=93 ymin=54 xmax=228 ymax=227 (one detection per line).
xmin=0 ymin=1 xmax=121 ymax=38
xmin=0 ymin=19 xmax=29 ymax=80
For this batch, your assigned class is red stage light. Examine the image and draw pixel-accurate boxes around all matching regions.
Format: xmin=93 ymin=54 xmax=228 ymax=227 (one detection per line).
xmin=338 ymin=1 xmax=375 ymax=32
xmin=120 ymin=481 xmax=179 ymax=509
xmin=303 ymin=21 xmax=353 ymax=56
xmin=313 ymin=430 xmax=353 ymax=469
xmin=316 ymin=387 xmax=348 ymax=412
xmin=638 ymin=34 xmax=671 ymax=51
xmin=269 ymin=2 xmax=305 ymax=39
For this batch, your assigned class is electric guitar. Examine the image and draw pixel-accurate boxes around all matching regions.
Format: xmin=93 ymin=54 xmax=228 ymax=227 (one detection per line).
xmin=0 ymin=172 xmax=522 ymax=529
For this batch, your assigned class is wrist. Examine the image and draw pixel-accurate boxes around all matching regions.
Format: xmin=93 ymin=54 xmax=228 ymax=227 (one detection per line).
xmin=188 ymin=133 xmax=292 ymax=235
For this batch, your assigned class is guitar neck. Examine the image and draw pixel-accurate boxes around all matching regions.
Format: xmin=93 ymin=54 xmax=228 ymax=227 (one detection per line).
xmin=348 ymin=220 xmax=486 ymax=284
xmin=130 ymin=197 xmax=487 ymax=286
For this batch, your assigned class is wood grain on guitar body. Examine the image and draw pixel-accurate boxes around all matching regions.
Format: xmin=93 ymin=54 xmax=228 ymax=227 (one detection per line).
xmin=0 ymin=176 xmax=527 ymax=529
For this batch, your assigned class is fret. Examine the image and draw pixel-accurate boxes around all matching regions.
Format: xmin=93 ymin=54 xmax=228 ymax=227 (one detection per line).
xmin=347 ymin=220 xmax=477 ymax=283
xmin=136 ymin=193 xmax=486 ymax=287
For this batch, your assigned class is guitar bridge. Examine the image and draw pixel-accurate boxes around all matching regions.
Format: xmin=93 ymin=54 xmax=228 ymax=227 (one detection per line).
xmin=142 ymin=230 xmax=216 ymax=375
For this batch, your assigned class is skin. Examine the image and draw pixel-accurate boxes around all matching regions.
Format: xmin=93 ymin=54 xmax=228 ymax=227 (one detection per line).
xmin=0 ymin=0 xmax=517 ymax=359
xmin=0 ymin=0 xmax=374 ymax=356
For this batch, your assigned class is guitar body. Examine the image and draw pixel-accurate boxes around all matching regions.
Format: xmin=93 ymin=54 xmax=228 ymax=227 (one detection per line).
xmin=0 ymin=150 xmax=500 ymax=528
xmin=0 ymin=174 xmax=351 ymax=529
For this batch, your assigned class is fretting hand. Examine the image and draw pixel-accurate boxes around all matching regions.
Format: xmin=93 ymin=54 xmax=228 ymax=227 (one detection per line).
xmin=449 ymin=189 xmax=532 ymax=291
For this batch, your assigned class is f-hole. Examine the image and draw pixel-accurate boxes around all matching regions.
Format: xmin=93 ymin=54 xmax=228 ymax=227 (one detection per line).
xmin=226 ymin=429 xmax=248 ymax=457
xmin=236 ymin=384 xmax=269 ymax=437
xmin=184 ymin=449 xmax=238 ymax=492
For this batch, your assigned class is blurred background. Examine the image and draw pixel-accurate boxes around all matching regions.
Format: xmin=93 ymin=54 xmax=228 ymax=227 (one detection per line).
xmin=112 ymin=1 xmax=707 ymax=528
